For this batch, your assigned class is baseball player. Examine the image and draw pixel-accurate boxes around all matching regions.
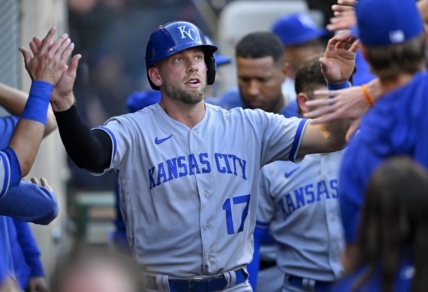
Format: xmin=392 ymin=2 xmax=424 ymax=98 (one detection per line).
xmin=272 ymin=13 xmax=330 ymax=104
xmin=216 ymin=31 xmax=301 ymax=291
xmin=332 ymin=0 xmax=428 ymax=271
xmin=216 ymin=32 xmax=299 ymax=118
xmin=0 ymin=27 xmax=72 ymax=290
xmin=0 ymin=82 xmax=59 ymax=292
xmin=110 ymin=44 xmax=232 ymax=255
xmin=250 ymin=54 xmax=351 ymax=292
xmin=47 ymin=21 xmax=356 ymax=292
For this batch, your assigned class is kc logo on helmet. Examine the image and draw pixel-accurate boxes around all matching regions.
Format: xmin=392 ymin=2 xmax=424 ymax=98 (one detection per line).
xmin=178 ymin=26 xmax=199 ymax=41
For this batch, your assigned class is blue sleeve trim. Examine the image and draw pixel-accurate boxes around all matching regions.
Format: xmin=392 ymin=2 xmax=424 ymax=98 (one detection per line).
xmin=0 ymin=147 xmax=22 ymax=198
xmin=289 ymin=119 xmax=308 ymax=162
xmin=327 ymin=81 xmax=351 ymax=91
xmin=0 ymin=152 xmax=10 ymax=199
xmin=255 ymin=220 xmax=269 ymax=229
xmin=3 ymin=148 xmax=21 ymax=188
xmin=21 ymin=81 xmax=53 ymax=125
xmin=94 ymin=126 xmax=117 ymax=168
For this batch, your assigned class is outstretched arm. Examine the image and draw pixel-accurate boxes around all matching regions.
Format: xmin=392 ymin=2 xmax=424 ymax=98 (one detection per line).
xmin=0 ymin=178 xmax=58 ymax=225
xmin=0 ymin=83 xmax=57 ymax=137
xmin=297 ymin=34 xmax=358 ymax=156
xmin=302 ymin=78 xmax=382 ymax=140
xmin=27 ymin=30 xmax=112 ymax=173
xmin=8 ymin=27 xmax=73 ymax=178
xmin=328 ymin=0 xmax=428 ymax=32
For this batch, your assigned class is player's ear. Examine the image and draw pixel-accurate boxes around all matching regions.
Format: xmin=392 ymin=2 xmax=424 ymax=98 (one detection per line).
xmin=297 ymin=92 xmax=310 ymax=114
xmin=281 ymin=61 xmax=289 ymax=83
xmin=424 ymin=23 xmax=428 ymax=41
xmin=148 ymin=66 xmax=162 ymax=87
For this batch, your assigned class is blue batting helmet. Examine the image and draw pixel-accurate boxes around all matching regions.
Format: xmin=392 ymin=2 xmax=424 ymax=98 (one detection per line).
xmin=145 ymin=21 xmax=218 ymax=90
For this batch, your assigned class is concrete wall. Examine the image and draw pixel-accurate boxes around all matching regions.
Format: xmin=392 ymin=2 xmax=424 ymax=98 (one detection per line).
xmin=20 ymin=0 xmax=70 ymax=282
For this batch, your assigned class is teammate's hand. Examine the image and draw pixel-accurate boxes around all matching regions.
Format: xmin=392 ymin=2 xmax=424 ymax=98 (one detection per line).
xmin=49 ymin=53 xmax=80 ymax=111
xmin=327 ymin=10 xmax=356 ymax=32
xmin=27 ymin=29 xmax=81 ymax=111
xmin=19 ymin=27 xmax=74 ymax=85
xmin=28 ymin=277 xmax=49 ymax=292
xmin=303 ymin=86 xmax=370 ymax=141
xmin=327 ymin=0 xmax=357 ymax=31
xmin=30 ymin=177 xmax=53 ymax=192
xmin=320 ymin=31 xmax=359 ymax=84
xmin=303 ymin=86 xmax=370 ymax=122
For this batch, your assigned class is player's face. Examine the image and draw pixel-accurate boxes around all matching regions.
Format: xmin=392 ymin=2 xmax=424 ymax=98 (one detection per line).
xmin=237 ymin=56 xmax=285 ymax=113
xmin=159 ymin=48 xmax=207 ymax=105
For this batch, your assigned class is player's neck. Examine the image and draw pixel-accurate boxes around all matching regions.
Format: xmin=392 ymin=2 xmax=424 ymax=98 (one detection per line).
xmin=159 ymin=98 xmax=205 ymax=128
xmin=379 ymin=71 xmax=419 ymax=94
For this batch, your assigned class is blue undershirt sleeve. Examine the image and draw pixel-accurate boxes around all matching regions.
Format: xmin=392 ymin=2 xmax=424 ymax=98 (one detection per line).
xmin=0 ymin=181 xmax=58 ymax=225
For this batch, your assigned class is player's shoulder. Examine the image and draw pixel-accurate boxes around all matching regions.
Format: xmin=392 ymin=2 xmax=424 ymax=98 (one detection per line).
xmin=105 ymin=103 xmax=162 ymax=124
xmin=216 ymin=87 xmax=244 ymax=109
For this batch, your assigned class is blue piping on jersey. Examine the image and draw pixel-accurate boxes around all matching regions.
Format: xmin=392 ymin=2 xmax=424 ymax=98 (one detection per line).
xmin=289 ymin=119 xmax=308 ymax=162
xmin=255 ymin=220 xmax=269 ymax=229
xmin=0 ymin=152 xmax=10 ymax=199
xmin=95 ymin=126 xmax=117 ymax=171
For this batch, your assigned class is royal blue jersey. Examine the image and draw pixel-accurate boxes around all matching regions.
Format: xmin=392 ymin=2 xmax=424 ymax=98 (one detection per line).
xmin=7 ymin=218 xmax=44 ymax=289
xmin=216 ymin=87 xmax=299 ymax=118
xmin=340 ymin=72 xmax=428 ymax=242
xmin=329 ymin=257 xmax=413 ymax=292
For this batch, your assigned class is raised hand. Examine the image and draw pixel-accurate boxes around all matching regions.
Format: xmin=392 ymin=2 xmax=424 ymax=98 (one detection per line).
xmin=29 ymin=30 xmax=81 ymax=111
xmin=327 ymin=0 xmax=357 ymax=31
xmin=19 ymin=27 xmax=74 ymax=86
xmin=319 ymin=31 xmax=359 ymax=84
xmin=302 ymin=86 xmax=370 ymax=123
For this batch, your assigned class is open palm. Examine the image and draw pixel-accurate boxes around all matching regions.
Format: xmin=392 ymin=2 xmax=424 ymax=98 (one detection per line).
xmin=320 ymin=32 xmax=359 ymax=84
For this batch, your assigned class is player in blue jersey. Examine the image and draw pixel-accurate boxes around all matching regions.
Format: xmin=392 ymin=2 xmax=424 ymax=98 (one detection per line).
xmin=0 ymin=27 xmax=74 ymax=290
xmin=303 ymin=0 xmax=428 ymax=278
xmin=329 ymin=156 xmax=427 ymax=292
xmin=271 ymin=13 xmax=329 ymax=104
xmin=45 ymin=21 xmax=356 ymax=291
xmin=217 ymin=32 xmax=299 ymax=117
xmin=0 ymin=82 xmax=58 ymax=292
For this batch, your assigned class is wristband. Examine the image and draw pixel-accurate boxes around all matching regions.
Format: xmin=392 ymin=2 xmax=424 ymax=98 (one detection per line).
xmin=21 ymin=81 xmax=53 ymax=125
xmin=361 ymin=84 xmax=374 ymax=106
xmin=327 ymin=81 xmax=351 ymax=91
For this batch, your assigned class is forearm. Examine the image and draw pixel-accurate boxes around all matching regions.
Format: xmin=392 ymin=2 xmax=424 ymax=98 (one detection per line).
xmin=366 ymin=78 xmax=382 ymax=102
xmin=44 ymin=107 xmax=57 ymax=137
xmin=0 ymin=83 xmax=57 ymax=138
xmin=54 ymin=105 xmax=112 ymax=171
xmin=8 ymin=82 xmax=53 ymax=176
xmin=418 ymin=0 xmax=428 ymax=23
xmin=0 ymin=83 xmax=28 ymax=115
xmin=8 ymin=121 xmax=45 ymax=176
xmin=0 ymin=181 xmax=58 ymax=224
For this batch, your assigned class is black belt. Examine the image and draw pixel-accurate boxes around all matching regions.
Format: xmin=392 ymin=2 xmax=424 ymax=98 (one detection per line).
xmin=287 ymin=275 xmax=332 ymax=292
xmin=259 ymin=259 xmax=276 ymax=271
xmin=145 ymin=269 xmax=247 ymax=292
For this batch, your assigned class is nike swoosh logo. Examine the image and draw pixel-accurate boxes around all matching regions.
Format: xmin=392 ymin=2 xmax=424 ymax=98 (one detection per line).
xmin=155 ymin=135 xmax=172 ymax=145
xmin=285 ymin=167 xmax=300 ymax=178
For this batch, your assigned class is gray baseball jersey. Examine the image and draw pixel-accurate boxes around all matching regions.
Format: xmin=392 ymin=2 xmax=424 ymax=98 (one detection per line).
xmin=95 ymin=103 xmax=308 ymax=278
xmin=256 ymin=151 xmax=344 ymax=282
